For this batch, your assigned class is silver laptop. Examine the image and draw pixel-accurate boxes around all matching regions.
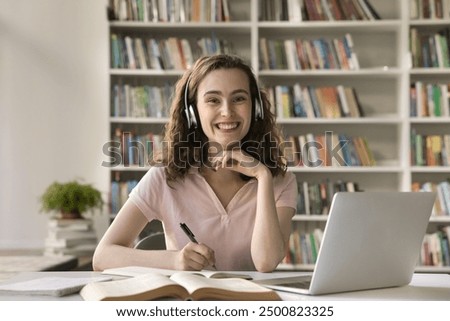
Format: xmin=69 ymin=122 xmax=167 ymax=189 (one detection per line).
xmin=259 ymin=191 xmax=436 ymax=295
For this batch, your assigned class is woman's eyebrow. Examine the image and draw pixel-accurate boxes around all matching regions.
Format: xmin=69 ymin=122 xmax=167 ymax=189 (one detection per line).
xmin=203 ymin=89 xmax=250 ymax=96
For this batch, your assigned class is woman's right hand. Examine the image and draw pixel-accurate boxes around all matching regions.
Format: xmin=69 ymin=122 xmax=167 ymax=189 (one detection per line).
xmin=175 ymin=242 xmax=216 ymax=271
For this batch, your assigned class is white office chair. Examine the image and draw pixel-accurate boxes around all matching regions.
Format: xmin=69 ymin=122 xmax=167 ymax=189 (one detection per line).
xmin=134 ymin=232 xmax=166 ymax=250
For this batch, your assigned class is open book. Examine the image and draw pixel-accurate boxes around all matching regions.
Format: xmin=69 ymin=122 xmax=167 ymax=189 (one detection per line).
xmin=102 ymin=266 xmax=253 ymax=280
xmin=80 ymin=272 xmax=280 ymax=301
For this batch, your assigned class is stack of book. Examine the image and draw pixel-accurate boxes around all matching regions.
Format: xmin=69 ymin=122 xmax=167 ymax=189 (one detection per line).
xmin=44 ymin=218 xmax=98 ymax=257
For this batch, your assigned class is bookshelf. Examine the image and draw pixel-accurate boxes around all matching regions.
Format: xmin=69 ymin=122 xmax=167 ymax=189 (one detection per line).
xmin=107 ymin=0 xmax=450 ymax=273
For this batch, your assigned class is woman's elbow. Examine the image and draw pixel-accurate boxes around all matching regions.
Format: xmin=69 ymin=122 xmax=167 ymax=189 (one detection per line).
xmin=91 ymin=246 xmax=106 ymax=272
xmin=253 ymin=259 xmax=279 ymax=273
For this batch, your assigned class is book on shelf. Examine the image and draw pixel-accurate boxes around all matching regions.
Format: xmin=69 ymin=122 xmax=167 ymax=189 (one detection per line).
xmin=412 ymin=180 xmax=450 ymax=216
xmin=110 ymin=34 xmax=236 ymax=70
xmin=111 ymin=129 xmax=163 ymax=168
xmin=420 ymin=228 xmax=450 ymax=267
xmin=286 ymin=132 xmax=375 ymax=167
xmin=111 ymin=179 xmax=139 ymax=214
xmin=259 ymin=34 xmax=359 ymax=71
xmin=283 ymin=227 xmax=324 ymax=266
xmin=80 ymin=272 xmax=280 ymax=301
xmin=410 ymin=27 xmax=450 ymax=68
xmin=410 ymin=131 xmax=450 ymax=166
xmin=296 ymin=179 xmax=361 ymax=215
xmin=107 ymin=0 xmax=233 ymax=22
xmin=410 ymin=0 xmax=450 ymax=19
xmin=269 ymin=84 xmax=364 ymax=119
xmin=273 ymin=0 xmax=381 ymax=21
xmin=111 ymin=83 xmax=173 ymax=118
xmin=410 ymin=82 xmax=450 ymax=117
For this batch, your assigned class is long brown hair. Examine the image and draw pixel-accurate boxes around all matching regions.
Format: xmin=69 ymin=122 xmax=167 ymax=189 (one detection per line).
xmin=152 ymin=54 xmax=287 ymax=183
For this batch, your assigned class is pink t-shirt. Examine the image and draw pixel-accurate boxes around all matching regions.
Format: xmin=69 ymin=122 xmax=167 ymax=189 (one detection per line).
xmin=129 ymin=166 xmax=298 ymax=271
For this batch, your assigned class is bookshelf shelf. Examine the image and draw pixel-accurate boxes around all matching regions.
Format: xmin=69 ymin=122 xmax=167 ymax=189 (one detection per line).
xmin=257 ymin=20 xmax=402 ymax=30
xmin=411 ymin=166 xmax=450 ymax=173
xmin=410 ymin=118 xmax=450 ymax=123
xmin=429 ymin=216 xmax=450 ymax=223
xmin=415 ymin=266 xmax=450 ymax=273
xmin=258 ymin=69 xmax=403 ymax=77
xmin=409 ymin=19 xmax=450 ymax=26
xmin=110 ymin=21 xmax=253 ymax=28
xmin=110 ymin=69 xmax=183 ymax=76
xmin=107 ymin=0 xmax=450 ymax=273
xmin=110 ymin=117 xmax=169 ymax=124
xmin=410 ymin=68 xmax=450 ymax=75
xmin=277 ymin=117 xmax=402 ymax=125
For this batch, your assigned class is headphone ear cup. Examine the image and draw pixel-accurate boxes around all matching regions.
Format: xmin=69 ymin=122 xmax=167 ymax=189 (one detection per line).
xmin=188 ymin=104 xmax=198 ymax=129
xmin=254 ymin=98 xmax=263 ymax=121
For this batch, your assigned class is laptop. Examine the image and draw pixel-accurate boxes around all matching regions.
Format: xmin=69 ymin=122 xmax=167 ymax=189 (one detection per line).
xmin=258 ymin=191 xmax=436 ymax=295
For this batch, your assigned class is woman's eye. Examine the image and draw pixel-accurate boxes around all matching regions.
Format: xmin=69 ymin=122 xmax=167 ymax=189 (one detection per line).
xmin=233 ymin=96 xmax=247 ymax=103
xmin=207 ymin=98 xmax=220 ymax=104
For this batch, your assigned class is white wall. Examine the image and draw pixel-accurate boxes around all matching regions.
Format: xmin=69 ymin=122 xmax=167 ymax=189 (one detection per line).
xmin=0 ymin=0 xmax=110 ymax=249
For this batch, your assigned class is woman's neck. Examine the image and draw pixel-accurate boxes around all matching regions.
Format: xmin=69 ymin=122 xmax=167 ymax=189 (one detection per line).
xmin=200 ymin=166 xmax=241 ymax=182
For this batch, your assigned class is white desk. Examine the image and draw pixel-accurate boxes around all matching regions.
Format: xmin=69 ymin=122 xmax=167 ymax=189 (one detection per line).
xmin=0 ymin=271 xmax=449 ymax=301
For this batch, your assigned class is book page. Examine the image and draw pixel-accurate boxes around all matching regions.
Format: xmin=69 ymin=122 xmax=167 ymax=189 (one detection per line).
xmin=102 ymin=266 xmax=175 ymax=277
xmin=102 ymin=266 xmax=252 ymax=279
xmin=169 ymin=273 xmax=279 ymax=300
xmin=179 ymin=271 xmax=252 ymax=280
xmin=80 ymin=273 xmax=188 ymax=301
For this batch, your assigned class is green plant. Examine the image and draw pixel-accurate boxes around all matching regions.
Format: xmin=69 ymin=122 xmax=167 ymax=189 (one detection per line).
xmin=40 ymin=180 xmax=103 ymax=218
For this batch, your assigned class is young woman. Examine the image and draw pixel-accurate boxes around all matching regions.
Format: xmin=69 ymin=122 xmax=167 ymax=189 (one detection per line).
xmin=93 ymin=54 xmax=298 ymax=272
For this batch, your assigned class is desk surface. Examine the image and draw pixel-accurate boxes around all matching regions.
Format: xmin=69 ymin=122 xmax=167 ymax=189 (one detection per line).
xmin=0 ymin=271 xmax=449 ymax=301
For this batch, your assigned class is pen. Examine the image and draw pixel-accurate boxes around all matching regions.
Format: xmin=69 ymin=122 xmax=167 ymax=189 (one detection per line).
xmin=179 ymin=222 xmax=217 ymax=270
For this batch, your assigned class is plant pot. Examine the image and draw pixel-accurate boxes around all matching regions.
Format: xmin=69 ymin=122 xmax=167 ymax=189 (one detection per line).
xmin=60 ymin=211 xmax=83 ymax=220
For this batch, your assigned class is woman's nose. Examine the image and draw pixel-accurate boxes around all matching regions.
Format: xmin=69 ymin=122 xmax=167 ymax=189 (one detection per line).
xmin=220 ymin=101 xmax=233 ymax=117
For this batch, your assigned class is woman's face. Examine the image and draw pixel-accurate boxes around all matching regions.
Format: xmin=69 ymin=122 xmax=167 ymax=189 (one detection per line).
xmin=196 ymin=68 xmax=252 ymax=149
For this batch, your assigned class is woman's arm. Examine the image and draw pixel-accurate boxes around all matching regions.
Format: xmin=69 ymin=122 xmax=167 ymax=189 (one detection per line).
xmin=218 ymin=150 xmax=294 ymax=272
xmin=92 ymin=200 xmax=215 ymax=271
xmin=251 ymin=168 xmax=294 ymax=272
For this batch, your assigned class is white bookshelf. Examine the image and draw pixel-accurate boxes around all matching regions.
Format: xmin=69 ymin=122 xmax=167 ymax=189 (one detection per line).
xmin=107 ymin=0 xmax=450 ymax=272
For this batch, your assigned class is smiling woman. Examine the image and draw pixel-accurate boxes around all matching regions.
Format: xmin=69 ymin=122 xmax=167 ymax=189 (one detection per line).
xmin=92 ymin=54 xmax=298 ymax=273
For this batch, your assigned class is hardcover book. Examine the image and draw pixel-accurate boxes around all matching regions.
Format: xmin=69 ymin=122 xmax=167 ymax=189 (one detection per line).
xmin=80 ymin=272 xmax=280 ymax=301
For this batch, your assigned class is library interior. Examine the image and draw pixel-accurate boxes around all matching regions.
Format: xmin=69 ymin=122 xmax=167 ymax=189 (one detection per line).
xmin=1 ymin=0 xmax=450 ymax=303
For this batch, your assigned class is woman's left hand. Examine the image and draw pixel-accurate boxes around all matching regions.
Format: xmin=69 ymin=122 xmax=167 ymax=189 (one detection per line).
xmin=210 ymin=148 xmax=269 ymax=179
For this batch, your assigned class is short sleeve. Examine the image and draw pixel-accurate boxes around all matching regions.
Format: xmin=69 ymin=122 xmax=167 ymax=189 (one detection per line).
xmin=128 ymin=167 xmax=166 ymax=221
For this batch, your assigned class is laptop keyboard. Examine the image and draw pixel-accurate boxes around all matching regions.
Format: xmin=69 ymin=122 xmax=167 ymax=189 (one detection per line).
xmin=276 ymin=276 xmax=312 ymax=289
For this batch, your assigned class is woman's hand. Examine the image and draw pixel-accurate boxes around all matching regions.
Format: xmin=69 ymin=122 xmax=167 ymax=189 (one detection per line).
xmin=175 ymin=242 xmax=216 ymax=271
xmin=210 ymin=148 xmax=269 ymax=179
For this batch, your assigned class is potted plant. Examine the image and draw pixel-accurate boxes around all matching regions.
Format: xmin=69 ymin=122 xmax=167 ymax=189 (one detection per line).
xmin=40 ymin=180 xmax=104 ymax=219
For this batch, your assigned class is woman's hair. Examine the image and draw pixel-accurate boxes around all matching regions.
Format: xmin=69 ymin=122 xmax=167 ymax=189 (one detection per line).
xmin=152 ymin=54 xmax=287 ymax=183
